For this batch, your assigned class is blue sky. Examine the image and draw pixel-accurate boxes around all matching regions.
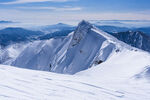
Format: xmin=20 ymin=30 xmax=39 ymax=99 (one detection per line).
xmin=0 ymin=0 xmax=150 ymax=25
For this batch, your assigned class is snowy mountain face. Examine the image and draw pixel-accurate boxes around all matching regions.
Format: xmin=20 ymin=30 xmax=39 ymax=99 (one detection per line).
xmin=51 ymin=21 xmax=117 ymax=74
xmin=134 ymin=27 xmax=150 ymax=36
xmin=11 ymin=35 xmax=73 ymax=71
xmin=11 ymin=20 xmax=125 ymax=74
xmin=113 ymin=31 xmax=150 ymax=52
xmin=0 ymin=43 xmax=29 ymax=65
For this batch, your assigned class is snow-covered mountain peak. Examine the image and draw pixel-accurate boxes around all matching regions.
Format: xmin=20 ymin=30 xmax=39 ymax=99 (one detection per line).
xmin=10 ymin=20 xmax=123 ymax=74
xmin=70 ymin=20 xmax=119 ymax=49
xmin=10 ymin=20 xmax=138 ymax=74
xmin=79 ymin=20 xmax=93 ymax=27
xmin=50 ymin=20 xmax=120 ymax=74
xmin=75 ymin=20 xmax=94 ymax=34
xmin=57 ymin=23 xmax=67 ymax=26
xmin=70 ymin=20 xmax=93 ymax=47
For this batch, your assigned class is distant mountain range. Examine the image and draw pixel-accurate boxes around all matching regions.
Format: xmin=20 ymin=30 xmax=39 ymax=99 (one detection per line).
xmin=95 ymin=25 xmax=150 ymax=53
xmin=96 ymin=25 xmax=150 ymax=37
xmin=41 ymin=23 xmax=75 ymax=32
xmin=38 ymin=30 xmax=73 ymax=40
xmin=96 ymin=25 xmax=130 ymax=33
xmin=90 ymin=20 xmax=150 ymax=28
xmin=0 ymin=27 xmax=44 ymax=47
xmin=112 ymin=31 xmax=150 ymax=52
xmin=133 ymin=27 xmax=150 ymax=36
xmin=30 ymin=23 xmax=75 ymax=33
xmin=0 ymin=20 xmax=15 ymax=24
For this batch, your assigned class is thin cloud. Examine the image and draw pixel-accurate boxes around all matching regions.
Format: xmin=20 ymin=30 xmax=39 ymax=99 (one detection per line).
xmin=0 ymin=9 xmax=150 ymax=26
xmin=1 ymin=0 xmax=71 ymax=4
xmin=17 ymin=6 xmax=82 ymax=11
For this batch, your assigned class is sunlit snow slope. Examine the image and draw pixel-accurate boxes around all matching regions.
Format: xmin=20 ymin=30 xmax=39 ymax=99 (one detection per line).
xmin=11 ymin=20 xmax=131 ymax=74
xmin=0 ymin=43 xmax=28 ymax=65
xmin=0 ymin=49 xmax=150 ymax=100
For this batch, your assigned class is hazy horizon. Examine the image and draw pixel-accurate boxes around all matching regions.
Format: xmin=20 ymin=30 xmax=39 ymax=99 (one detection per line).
xmin=0 ymin=0 xmax=150 ymax=25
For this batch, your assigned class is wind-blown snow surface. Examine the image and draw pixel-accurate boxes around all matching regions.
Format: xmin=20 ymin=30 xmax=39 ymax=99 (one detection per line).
xmin=0 ymin=49 xmax=150 ymax=100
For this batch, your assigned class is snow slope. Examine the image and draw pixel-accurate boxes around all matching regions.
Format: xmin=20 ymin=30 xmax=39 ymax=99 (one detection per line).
xmin=0 ymin=43 xmax=29 ymax=65
xmin=11 ymin=20 xmax=130 ymax=74
xmin=0 ymin=49 xmax=150 ymax=100
xmin=11 ymin=33 xmax=73 ymax=71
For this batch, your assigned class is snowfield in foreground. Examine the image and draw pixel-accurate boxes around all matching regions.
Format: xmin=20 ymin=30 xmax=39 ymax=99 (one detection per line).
xmin=0 ymin=48 xmax=150 ymax=100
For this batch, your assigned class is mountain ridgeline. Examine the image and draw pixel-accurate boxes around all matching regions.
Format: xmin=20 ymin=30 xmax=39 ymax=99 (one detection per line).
xmin=11 ymin=20 xmax=122 ymax=74
xmin=112 ymin=31 xmax=150 ymax=52
xmin=97 ymin=25 xmax=150 ymax=53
